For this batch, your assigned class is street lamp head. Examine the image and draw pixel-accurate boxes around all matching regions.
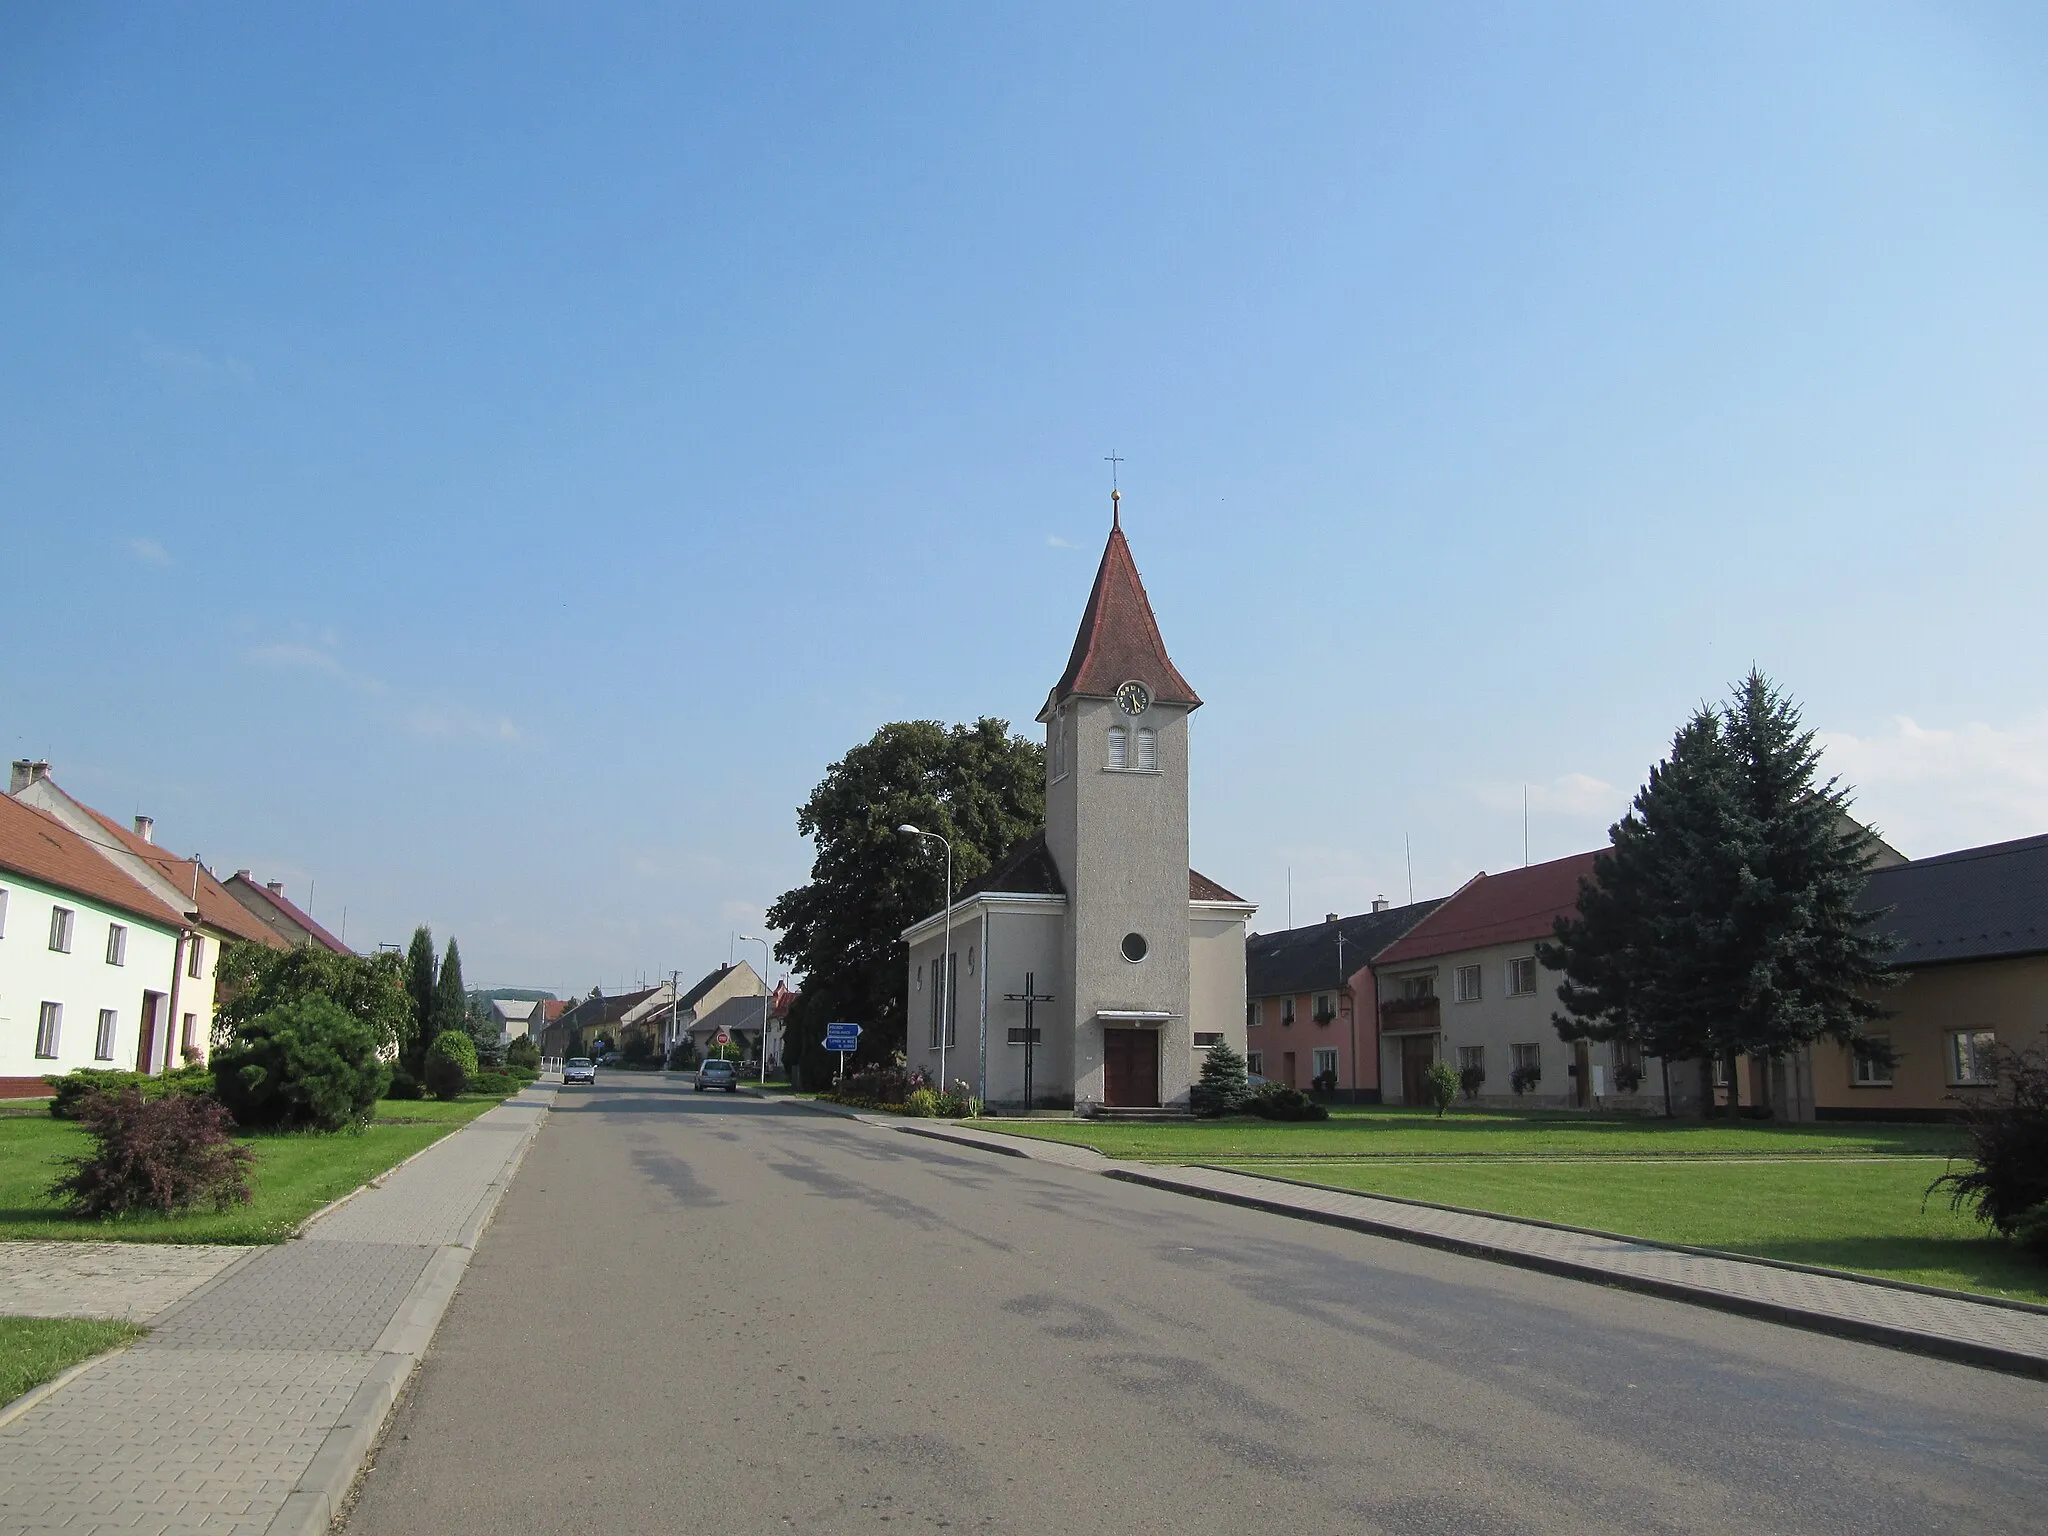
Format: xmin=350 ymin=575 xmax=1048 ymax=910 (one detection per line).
xmin=896 ymin=824 xmax=922 ymax=837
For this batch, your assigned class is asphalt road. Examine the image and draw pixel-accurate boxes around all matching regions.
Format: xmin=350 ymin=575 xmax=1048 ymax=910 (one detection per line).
xmin=344 ymin=1076 xmax=2048 ymax=1535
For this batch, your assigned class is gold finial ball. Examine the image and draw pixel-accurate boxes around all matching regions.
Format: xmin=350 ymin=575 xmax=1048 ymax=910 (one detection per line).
xmin=1111 ymin=488 xmax=1120 ymax=500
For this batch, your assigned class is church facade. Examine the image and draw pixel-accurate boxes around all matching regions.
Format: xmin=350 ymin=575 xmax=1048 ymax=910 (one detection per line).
xmin=903 ymin=495 xmax=1255 ymax=1111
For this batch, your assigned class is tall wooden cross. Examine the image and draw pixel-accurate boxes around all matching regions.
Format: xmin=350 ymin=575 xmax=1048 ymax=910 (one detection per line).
xmin=1002 ymin=971 xmax=1055 ymax=1115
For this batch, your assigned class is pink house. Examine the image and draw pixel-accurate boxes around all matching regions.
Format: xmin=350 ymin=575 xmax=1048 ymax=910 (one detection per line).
xmin=1243 ymin=898 xmax=1444 ymax=1100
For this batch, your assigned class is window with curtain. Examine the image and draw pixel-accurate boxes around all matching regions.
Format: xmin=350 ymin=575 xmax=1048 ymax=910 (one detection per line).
xmin=1136 ymin=728 xmax=1157 ymax=770
xmin=1106 ymin=726 xmax=1128 ymax=768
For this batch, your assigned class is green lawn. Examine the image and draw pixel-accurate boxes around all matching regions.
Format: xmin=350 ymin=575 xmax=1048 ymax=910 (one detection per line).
xmin=0 ymin=1317 xmax=146 ymax=1407
xmin=979 ymin=1106 xmax=1966 ymax=1161
xmin=0 ymin=1094 xmax=505 ymax=1244
xmin=1218 ymin=1157 xmax=2048 ymax=1305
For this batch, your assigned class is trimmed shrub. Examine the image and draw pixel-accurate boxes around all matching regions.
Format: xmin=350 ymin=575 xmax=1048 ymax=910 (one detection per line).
xmin=384 ymin=1068 xmax=424 ymax=1101
xmin=1244 ymin=1083 xmax=1328 ymax=1122
xmin=1930 ymin=1047 xmax=2048 ymax=1241
xmin=1190 ymin=1042 xmax=1249 ymax=1118
xmin=506 ymin=1065 xmax=541 ymax=1084
xmin=1423 ymin=1060 xmax=1460 ymax=1118
xmin=1459 ymin=1064 xmax=1486 ymax=1101
xmin=471 ymin=1070 xmax=521 ymax=1097
xmin=904 ymin=1087 xmax=940 ymax=1117
xmin=666 ymin=1039 xmax=700 ymax=1071
xmin=50 ymin=1088 xmax=253 ymax=1217
xmin=45 ymin=1066 xmax=213 ymax=1121
xmin=506 ymin=1035 xmax=542 ymax=1071
xmin=424 ymin=1030 xmax=478 ymax=1101
xmin=1509 ymin=1064 xmax=1542 ymax=1095
xmin=212 ymin=997 xmax=387 ymax=1132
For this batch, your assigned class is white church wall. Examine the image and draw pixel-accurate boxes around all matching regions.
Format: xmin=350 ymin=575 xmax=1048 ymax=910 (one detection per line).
xmin=1188 ymin=907 xmax=1253 ymax=1073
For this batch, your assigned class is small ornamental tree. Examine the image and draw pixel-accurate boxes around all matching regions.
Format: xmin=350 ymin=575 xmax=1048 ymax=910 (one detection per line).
xmin=51 ymin=1088 xmax=254 ymax=1217
xmin=212 ymin=996 xmax=388 ymax=1132
xmin=1929 ymin=1047 xmax=2048 ymax=1244
xmin=403 ymin=926 xmax=438 ymax=1076
xmin=506 ymin=1035 xmax=541 ymax=1071
xmin=1423 ymin=1060 xmax=1460 ymax=1118
xmin=424 ymin=1030 xmax=478 ymax=1101
xmin=1190 ymin=1042 xmax=1250 ymax=1117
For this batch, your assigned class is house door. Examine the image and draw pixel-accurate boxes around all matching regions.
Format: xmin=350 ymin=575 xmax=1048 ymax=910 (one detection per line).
xmin=135 ymin=992 xmax=163 ymax=1073
xmin=1400 ymin=1036 xmax=1436 ymax=1106
xmin=1102 ymin=1028 xmax=1159 ymax=1108
xmin=1281 ymin=1051 xmax=1297 ymax=1089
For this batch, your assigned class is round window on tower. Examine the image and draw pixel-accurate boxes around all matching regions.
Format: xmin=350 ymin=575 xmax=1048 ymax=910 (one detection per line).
xmin=1120 ymin=932 xmax=1149 ymax=963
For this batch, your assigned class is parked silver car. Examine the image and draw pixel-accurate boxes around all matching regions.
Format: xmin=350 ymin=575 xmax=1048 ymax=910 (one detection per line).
xmin=563 ymin=1057 xmax=596 ymax=1085
xmin=694 ymin=1059 xmax=740 ymax=1093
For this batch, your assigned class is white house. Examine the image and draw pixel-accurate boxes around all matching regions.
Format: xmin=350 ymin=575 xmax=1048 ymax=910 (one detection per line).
xmin=1 ymin=793 xmax=189 ymax=1094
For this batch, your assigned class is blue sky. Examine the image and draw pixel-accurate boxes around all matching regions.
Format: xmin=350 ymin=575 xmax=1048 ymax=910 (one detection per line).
xmin=4 ymin=2 xmax=2044 ymax=993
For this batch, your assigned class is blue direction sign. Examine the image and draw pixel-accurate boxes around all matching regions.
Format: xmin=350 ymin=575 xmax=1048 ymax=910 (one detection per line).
xmin=825 ymin=1022 xmax=862 ymax=1053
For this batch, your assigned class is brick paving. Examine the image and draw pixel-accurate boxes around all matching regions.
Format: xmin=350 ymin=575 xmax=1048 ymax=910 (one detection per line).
xmin=915 ymin=1120 xmax=2048 ymax=1377
xmin=0 ymin=1086 xmax=554 ymax=1536
xmin=0 ymin=1242 xmax=252 ymax=1324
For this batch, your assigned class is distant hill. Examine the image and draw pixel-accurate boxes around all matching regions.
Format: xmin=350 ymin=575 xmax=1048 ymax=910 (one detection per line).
xmin=469 ymin=988 xmax=559 ymax=1003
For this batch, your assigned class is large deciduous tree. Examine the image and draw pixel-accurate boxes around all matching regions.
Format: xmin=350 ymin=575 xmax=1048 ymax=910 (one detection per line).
xmin=212 ymin=940 xmax=413 ymax=1060
xmin=1541 ymin=671 xmax=1896 ymax=1113
xmin=768 ymin=719 xmax=1044 ymax=1077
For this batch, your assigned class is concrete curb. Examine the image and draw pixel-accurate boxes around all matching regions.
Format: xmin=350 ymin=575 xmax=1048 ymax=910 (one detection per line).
xmin=258 ymin=1089 xmax=555 ymax=1536
xmin=895 ymin=1124 xmax=1029 ymax=1157
xmin=1103 ymin=1166 xmax=2048 ymax=1382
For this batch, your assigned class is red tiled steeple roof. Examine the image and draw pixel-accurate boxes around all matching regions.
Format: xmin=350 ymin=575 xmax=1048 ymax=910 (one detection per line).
xmin=1044 ymin=496 xmax=1200 ymax=716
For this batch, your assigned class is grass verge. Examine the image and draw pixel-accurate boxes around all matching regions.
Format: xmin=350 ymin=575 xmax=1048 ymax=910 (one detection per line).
xmin=979 ymin=1106 xmax=1966 ymax=1161
xmin=1220 ymin=1156 xmax=2048 ymax=1306
xmin=0 ymin=1094 xmax=506 ymax=1244
xmin=0 ymin=1317 xmax=146 ymax=1407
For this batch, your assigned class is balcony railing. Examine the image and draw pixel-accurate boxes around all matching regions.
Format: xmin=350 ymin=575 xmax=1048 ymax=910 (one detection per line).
xmin=1379 ymin=996 xmax=1440 ymax=1032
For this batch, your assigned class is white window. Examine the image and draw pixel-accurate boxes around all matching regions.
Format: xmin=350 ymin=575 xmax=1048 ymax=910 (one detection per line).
xmin=1948 ymin=1029 xmax=1998 ymax=1086
xmin=106 ymin=923 xmax=127 ymax=966
xmin=1511 ymin=1042 xmax=1542 ymax=1075
xmin=95 ymin=1009 xmax=118 ymax=1061
xmin=1194 ymin=1032 xmax=1224 ymax=1048
xmin=0 ymin=886 xmax=9 ymax=937
xmin=49 ymin=906 xmax=75 ymax=953
xmin=1312 ymin=1048 xmax=1338 ymax=1080
xmin=1136 ymin=728 xmax=1158 ymax=771
xmin=1246 ymin=999 xmax=1260 ymax=1028
xmin=1852 ymin=1036 xmax=1892 ymax=1086
xmin=181 ymin=1014 xmax=199 ymax=1057
xmin=1246 ymin=1051 xmax=1264 ymax=1076
xmin=1457 ymin=1045 xmax=1485 ymax=1077
xmin=1106 ymin=726 xmax=1128 ymax=769
xmin=1313 ymin=993 xmax=1335 ymax=1022
xmin=36 ymin=1001 xmax=62 ymax=1058
xmin=187 ymin=936 xmax=205 ymax=979
xmin=1006 ymin=1026 xmax=1043 ymax=1046
xmin=1455 ymin=964 xmax=1482 ymax=1003
xmin=1507 ymin=956 xmax=1537 ymax=997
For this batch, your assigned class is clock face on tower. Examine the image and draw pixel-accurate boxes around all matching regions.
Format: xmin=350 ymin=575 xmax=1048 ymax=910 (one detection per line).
xmin=1115 ymin=680 xmax=1152 ymax=717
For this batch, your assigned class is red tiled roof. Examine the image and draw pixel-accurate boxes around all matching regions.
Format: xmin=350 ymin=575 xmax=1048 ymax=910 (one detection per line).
xmin=1372 ymin=851 xmax=1603 ymax=965
xmin=229 ymin=875 xmax=351 ymax=955
xmin=0 ymin=795 xmax=188 ymax=928
xmin=79 ymin=807 xmax=284 ymax=949
xmin=1046 ymin=509 xmax=1200 ymax=712
xmin=1189 ymin=868 xmax=1247 ymax=903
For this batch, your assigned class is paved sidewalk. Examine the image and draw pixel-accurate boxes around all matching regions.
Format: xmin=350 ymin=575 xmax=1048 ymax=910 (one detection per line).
xmin=1 ymin=1242 xmax=253 ymax=1323
xmin=903 ymin=1119 xmax=2048 ymax=1379
xmin=0 ymin=1085 xmax=554 ymax=1536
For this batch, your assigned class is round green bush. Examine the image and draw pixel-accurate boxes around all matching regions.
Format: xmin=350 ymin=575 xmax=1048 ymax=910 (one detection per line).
xmin=384 ymin=1068 xmax=424 ymax=1101
xmin=505 ymin=1035 xmax=541 ymax=1071
xmin=903 ymin=1086 xmax=940 ymax=1118
xmin=470 ymin=1070 xmax=521 ymax=1097
xmin=423 ymin=1030 xmax=478 ymax=1101
xmin=212 ymin=996 xmax=388 ymax=1132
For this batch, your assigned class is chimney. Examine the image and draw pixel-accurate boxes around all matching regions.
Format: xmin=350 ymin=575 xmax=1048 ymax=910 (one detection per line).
xmin=1325 ymin=913 xmax=1340 ymax=925
xmin=266 ymin=880 xmax=285 ymax=896
xmin=1372 ymin=895 xmax=1390 ymax=913
xmin=134 ymin=815 xmax=154 ymax=844
xmin=10 ymin=759 xmax=51 ymax=794
xmin=235 ymin=869 xmax=252 ymax=881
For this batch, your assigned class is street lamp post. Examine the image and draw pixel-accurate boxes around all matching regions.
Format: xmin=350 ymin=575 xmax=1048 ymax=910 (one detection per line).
xmin=898 ymin=825 xmax=953 ymax=1093
xmin=738 ymin=934 xmax=773 ymax=1086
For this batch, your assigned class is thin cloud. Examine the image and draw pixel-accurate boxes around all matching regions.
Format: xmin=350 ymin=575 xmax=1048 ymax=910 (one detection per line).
xmin=243 ymin=637 xmax=384 ymax=695
xmin=1046 ymin=534 xmax=1078 ymax=549
xmin=402 ymin=705 xmax=521 ymax=745
xmin=1819 ymin=713 xmax=2048 ymax=856
xmin=124 ymin=537 xmax=173 ymax=566
xmin=139 ymin=335 xmax=253 ymax=385
xmin=1472 ymin=772 xmax=1625 ymax=822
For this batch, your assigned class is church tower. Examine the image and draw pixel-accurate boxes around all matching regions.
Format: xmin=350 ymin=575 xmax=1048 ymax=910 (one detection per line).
xmin=1037 ymin=491 xmax=1203 ymax=1108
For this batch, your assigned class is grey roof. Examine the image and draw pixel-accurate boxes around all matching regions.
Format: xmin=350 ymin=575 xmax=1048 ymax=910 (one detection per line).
xmin=1247 ymin=899 xmax=1447 ymax=998
xmin=688 ymin=995 xmax=771 ymax=1038
xmin=677 ymin=963 xmax=742 ymax=1013
xmin=956 ymin=832 xmax=1066 ymax=900
xmin=1863 ymin=832 xmax=2048 ymax=968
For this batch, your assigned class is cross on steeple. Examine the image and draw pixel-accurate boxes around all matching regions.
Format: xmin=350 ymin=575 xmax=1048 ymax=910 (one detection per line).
xmin=1104 ymin=453 xmax=1124 ymax=527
